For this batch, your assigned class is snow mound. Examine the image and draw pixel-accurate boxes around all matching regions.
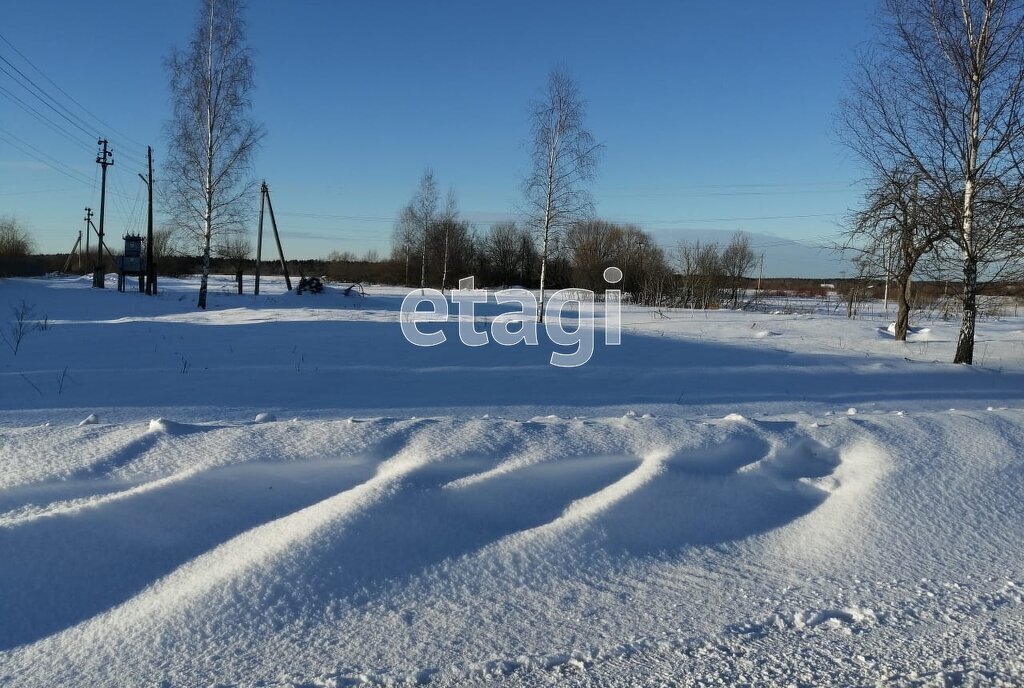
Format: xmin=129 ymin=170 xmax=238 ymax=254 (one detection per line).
xmin=754 ymin=330 xmax=781 ymax=339
xmin=78 ymin=414 xmax=99 ymax=426
xmin=147 ymin=419 xmax=191 ymax=436
xmin=792 ymin=606 xmax=876 ymax=630
xmin=879 ymin=324 xmax=935 ymax=341
xmin=253 ymin=413 xmax=276 ymax=423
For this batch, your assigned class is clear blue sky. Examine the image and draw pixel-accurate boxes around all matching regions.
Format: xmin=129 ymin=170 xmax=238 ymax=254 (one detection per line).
xmin=0 ymin=1 xmax=876 ymax=269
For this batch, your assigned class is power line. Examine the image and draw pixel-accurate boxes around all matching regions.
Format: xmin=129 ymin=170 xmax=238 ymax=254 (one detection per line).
xmin=600 ymin=187 xmax=854 ymax=200
xmin=0 ymin=80 xmax=146 ymax=173
xmin=277 ymin=210 xmax=399 ymax=223
xmin=0 ymin=127 xmax=93 ymax=184
xmin=632 ymin=212 xmax=842 ymax=225
xmin=0 ymin=30 xmax=149 ymax=157
xmin=0 ymin=83 xmax=95 ymax=153
xmin=603 ymin=181 xmax=853 ymax=191
xmin=0 ymin=187 xmax=79 ymax=196
xmin=0 ymin=130 xmax=93 ymax=186
xmin=0 ymin=58 xmax=98 ymax=140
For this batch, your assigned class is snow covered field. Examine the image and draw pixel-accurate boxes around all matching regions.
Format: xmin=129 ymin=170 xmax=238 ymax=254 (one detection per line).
xmin=1 ymin=275 xmax=1023 ymax=686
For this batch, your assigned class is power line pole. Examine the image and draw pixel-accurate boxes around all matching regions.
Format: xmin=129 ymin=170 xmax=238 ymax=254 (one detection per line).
xmin=263 ymin=182 xmax=292 ymax=291
xmin=255 ymin=181 xmax=265 ymax=295
xmin=94 ymin=138 xmax=113 ymax=288
xmin=146 ymin=146 xmax=155 ymax=294
xmin=139 ymin=146 xmax=156 ymax=295
xmin=63 ymin=231 xmax=82 ymax=273
xmin=83 ymin=207 xmax=93 ymax=270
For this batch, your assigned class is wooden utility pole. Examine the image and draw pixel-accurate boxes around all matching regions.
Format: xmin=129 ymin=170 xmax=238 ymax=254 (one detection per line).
xmin=254 ymin=182 xmax=292 ymax=293
xmin=145 ymin=146 xmax=156 ymax=295
xmin=263 ymin=182 xmax=291 ymax=290
xmin=63 ymin=232 xmax=82 ymax=273
xmin=255 ymin=182 xmax=265 ymax=295
xmin=94 ymin=139 xmax=113 ymax=288
xmin=83 ymin=207 xmax=93 ymax=269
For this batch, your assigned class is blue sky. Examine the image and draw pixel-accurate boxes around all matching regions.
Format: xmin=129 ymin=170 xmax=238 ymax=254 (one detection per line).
xmin=0 ymin=1 xmax=876 ymax=273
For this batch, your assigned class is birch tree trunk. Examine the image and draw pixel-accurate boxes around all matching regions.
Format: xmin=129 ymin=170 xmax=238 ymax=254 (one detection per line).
xmin=954 ymin=57 xmax=982 ymax=364
xmin=440 ymin=223 xmax=450 ymax=292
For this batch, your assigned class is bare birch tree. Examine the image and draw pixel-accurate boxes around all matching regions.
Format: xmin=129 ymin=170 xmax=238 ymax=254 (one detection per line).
xmin=840 ymin=0 xmax=1024 ymax=363
xmin=439 ymin=188 xmax=458 ymax=291
xmin=405 ymin=168 xmax=439 ymax=292
xmin=523 ymin=68 xmax=602 ymax=322
xmin=390 ymin=206 xmax=418 ymax=286
xmin=164 ymin=0 xmax=264 ymax=309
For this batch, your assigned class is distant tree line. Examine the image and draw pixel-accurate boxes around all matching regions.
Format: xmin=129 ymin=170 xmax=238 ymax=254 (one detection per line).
xmin=386 ymin=210 xmax=758 ymax=309
xmin=2 ymin=207 xmax=767 ymax=311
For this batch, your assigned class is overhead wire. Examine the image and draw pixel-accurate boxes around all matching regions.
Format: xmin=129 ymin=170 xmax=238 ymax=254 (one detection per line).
xmin=0 ymin=187 xmax=79 ymax=197
xmin=0 ymin=129 xmax=93 ymax=186
xmin=0 ymin=57 xmax=98 ymax=140
xmin=0 ymin=83 xmax=95 ymax=153
xmin=0 ymin=31 xmax=150 ymax=196
xmin=0 ymin=30 xmax=148 ymax=152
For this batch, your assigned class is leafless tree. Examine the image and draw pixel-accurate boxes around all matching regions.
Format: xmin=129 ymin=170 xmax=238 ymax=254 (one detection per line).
xmin=0 ymin=217 xmax=34 ymax=257
xmin=148 ymin=227 xmax=179 ymax=262
xmin=164 ymin=0 xmax=265 ymax=309
xmin=522 ymin=68 xmax=602 ymax=321
xmin=363 ymin=248 xmax=380 ymax=262
xmin=565 ymin=220 xmax=620 ymax=292
xmin=327 ymin=250 xmax=357 ymax=262
xmin=841 ymin=257 xmax=875 ymax=319
xmin=721 ymin=232 xmax=757 ymax=308
xmin=482 ymin=222 xmax=521 ymax=285
xmin=563 ymin=220 xmax=669 ymax=304
xmin=439 ymin=188 xmax=458 ymax=291
xmin=840 ymin=0 xmax=1024 ymax=363
xmin=391 ymin=205 xmax=418 ymax=285
xmin=481 ymin=222 xmax=536 ymax=286
xmin=405 ymin=168 xmax=439 ymax=292
xmin=675 ymin=241 xmax=724 ymax=309
xmin=844 ymin=169 xmax=946 ymax=339
xmin=217 ymin=234 xmax=252 ymax=273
